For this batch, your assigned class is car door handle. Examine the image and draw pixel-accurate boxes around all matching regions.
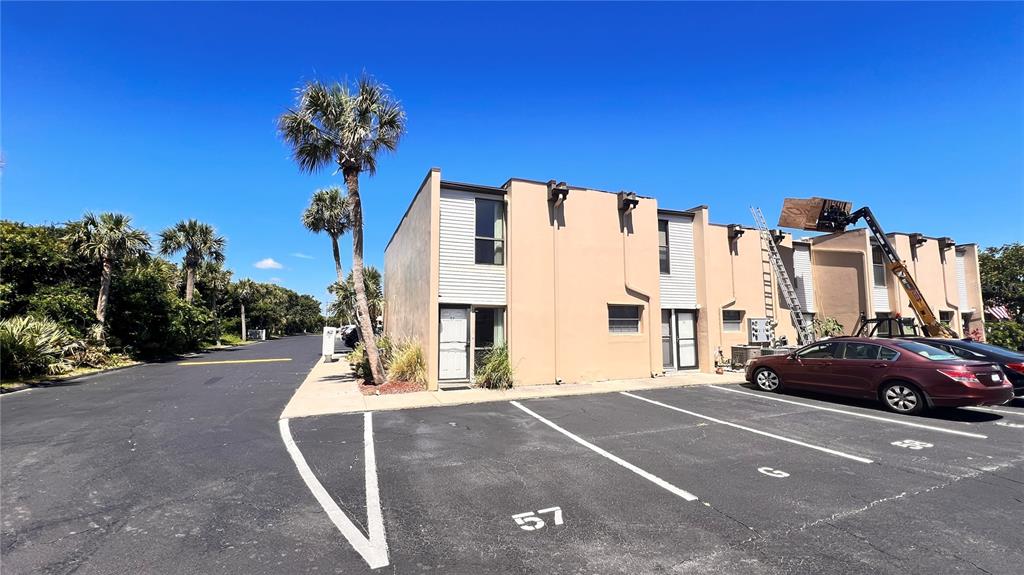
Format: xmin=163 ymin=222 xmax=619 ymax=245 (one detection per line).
xmin=871 ymin=363 xmax=888 ymax=368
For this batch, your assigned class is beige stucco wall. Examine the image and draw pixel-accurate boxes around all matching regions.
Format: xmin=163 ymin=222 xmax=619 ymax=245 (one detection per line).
xmin=808 ymin=229 xmax=873 ymax=334
xmin=698 ymin=218 xmax=799 ymax=367
xmin=383 ymin=168 xmax=441 ymax=389
xmin=959 ymin=244 xmax=986 ymax=338
xmin=505 ymin=180 xmax=661 ymax=386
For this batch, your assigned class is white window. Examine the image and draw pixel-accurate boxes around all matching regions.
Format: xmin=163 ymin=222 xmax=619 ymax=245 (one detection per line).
xmin=609 ymin=305 xmax=642 ymax=333
xmin=473 ymin=307 xmax=505 ymax=372
xmin=475 ymin=198 xmax=505 ymax=265
xmin=872 ymin=245 xmax=887 ymax=287
xmin=723 ymin=310 xmax=744 ymax=332
xmin=658 ymin=220 xmax=670 ymax=274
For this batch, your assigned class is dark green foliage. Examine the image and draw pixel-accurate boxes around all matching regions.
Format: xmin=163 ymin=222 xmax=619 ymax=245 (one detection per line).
xmin=986 ymin=321 xmax=1024 ymax=352
xmin=0 ymin=316 xmax=79 ymax=379
xmin=27 ymin=284 xmax=95 ymax=336
xmin=349 ymin=336 xmax=392 ymax=383
xmin=0 ymin=221 xmax=94 ymax=317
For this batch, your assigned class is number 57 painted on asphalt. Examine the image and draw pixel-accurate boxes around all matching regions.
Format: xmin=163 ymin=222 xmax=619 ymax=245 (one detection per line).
xmin=512 ymin=507 xmax=564 ymax=531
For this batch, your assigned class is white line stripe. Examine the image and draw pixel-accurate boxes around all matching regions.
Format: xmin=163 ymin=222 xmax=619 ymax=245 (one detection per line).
xmin=279 ymin=417 xmax=389 ymax=569
xmin=706 ymin=385 xmax=988 ymax=439
xmin=964 ymin=406 xmax=1024 ymax=417
xmin=510 ymin=401 xmax=699 ymax=502
xmin=620 ymin=392 xmax=874 ymax=464
xmin=363 ymin=412 xmax=388 ymax=556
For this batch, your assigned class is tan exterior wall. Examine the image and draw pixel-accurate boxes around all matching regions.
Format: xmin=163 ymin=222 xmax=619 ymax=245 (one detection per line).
xmin=383 ymin=168 xmax=441 ymax=389
xmin=698 ymin=217 xmax=798 ymax=367
xmin=505 ymin=180 xmax=661 ymax=385
xmin=959 ymin=244 xmax=986 ymax=338
xmin=808 ymin=229 xmax=873 ymax=334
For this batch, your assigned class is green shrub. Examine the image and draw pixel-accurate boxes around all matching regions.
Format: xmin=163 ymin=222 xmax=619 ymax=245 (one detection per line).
xmin=986 ymin=321 xmax=1024 ymax=352
xmin=0 ymin=316 xmax=81 ymax=379
xmin=475 ymin=344 xmax=514 ymax=389
xmin=348 ymin=335 xmax=392 ymax=383
xmin=813 ymin=316 xmax=845 ymax=338
xmin=27 ymin=284 xmax=95 ymax=336
xmin=387 ymin=342 xmax=427 ymax=386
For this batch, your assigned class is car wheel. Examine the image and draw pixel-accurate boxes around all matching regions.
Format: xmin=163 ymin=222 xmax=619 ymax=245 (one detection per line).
xmin=754 ymin=368 xmax=782 ymax=392
xmin=881 ymin=382 xmax=925 ymax=415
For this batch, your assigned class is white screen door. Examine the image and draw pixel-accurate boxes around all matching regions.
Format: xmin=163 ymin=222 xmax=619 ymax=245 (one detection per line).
xmin=676 ymin=311 xmax=697 ymax=368
xmin=439 ymin=307 xmax=469 ymax=380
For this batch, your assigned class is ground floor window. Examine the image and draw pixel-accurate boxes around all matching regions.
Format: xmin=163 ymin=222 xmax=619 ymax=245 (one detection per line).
xmin=723 ymin=309 xmax=743 ymax=332
xmin=608 ymin=305 xmax=642 ymax=333
xmin=473 ymin=307 xmax=505 ymax=372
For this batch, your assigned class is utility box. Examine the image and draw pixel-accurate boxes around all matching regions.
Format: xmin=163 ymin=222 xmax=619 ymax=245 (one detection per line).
xmin=731 ymin=345 xmax=762 ymax=367
xmin=246 ymin=329 xmax=266 ymax=341
xmin=322 ymin=327 xmax=338 ymax=361
xmin=748 ymin=318 xmax=773 ymax=344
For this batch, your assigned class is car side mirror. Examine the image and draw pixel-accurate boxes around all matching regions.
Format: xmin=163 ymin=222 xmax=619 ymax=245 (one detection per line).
xmin=787 ymin=353 xmax=797 ymax=360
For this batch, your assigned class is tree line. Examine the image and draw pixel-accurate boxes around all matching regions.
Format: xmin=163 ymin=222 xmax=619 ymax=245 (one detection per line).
xmin=1 ymin=217 xmax=323 ymax=379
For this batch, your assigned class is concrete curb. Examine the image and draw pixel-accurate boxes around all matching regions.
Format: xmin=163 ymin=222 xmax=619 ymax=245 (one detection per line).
xmin=280 ymin=357 xmax=748 ymax=419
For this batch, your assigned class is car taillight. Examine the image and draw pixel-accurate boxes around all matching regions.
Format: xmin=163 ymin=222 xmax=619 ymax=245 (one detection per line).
xmin=936 ymin=368 xmax=980 ymax=385
xmin=1004 ymin=362 xmax=1024 ymax=375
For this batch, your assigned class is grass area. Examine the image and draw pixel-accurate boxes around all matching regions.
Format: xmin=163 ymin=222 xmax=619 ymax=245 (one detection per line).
xmin=1 ymin=357 xmax=142 ymax=393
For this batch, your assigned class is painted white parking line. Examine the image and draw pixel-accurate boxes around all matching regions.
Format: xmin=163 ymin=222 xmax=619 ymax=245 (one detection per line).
xmin=707 ymin=385 xmax=988 ymax=439
xmin=510 ymin=401 xmax=699 ymax=502
xmin=279 ymin=414 xmax=389 ymax=569
xmin=964 ymin=406 xmax=1024 ymax=417
xmin=620 ymin=392 xmax=874 ymax=464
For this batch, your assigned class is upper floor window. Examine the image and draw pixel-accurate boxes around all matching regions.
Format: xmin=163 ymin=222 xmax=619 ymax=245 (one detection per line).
xmin=871 ymin=245 xmax=887 ymax=287
xmin=658 ymin=220 xmax=670 ymax=274
xmin=475 ymin=198 xmax=505 ymax=265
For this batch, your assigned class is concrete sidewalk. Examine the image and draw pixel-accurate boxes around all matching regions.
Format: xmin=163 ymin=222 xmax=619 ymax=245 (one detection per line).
xmin=281 ymin=355 xmax=747 ymax=419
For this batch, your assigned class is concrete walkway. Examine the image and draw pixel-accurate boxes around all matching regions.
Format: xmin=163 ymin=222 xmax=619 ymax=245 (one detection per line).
xmin=280 ymin=355 xmax=747 ymax=419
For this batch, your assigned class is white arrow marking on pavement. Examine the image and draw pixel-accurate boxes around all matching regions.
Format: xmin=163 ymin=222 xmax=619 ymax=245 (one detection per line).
xmin=279 ymin=413 xmax=388 ymax=569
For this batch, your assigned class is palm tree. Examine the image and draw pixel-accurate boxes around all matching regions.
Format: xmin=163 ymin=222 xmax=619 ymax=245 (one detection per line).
xmin=302 ymin=187 xmax=351 ymax=285
xmin=234 ymin=279 xmax=257 ymax=341
xmin=65 ymin=212 xmax=151 ymax=337
xmin=278 ymin=76 xmax=405 ymax=385
xmin=329 ymin=266 xmax=382 ymax=327
xmin=158 ymin=219 xmax=226 ymax=303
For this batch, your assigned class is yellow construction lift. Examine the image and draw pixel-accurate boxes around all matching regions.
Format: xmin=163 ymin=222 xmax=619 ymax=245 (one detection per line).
xmin=778 ymin=197 xmax=958 ymax=338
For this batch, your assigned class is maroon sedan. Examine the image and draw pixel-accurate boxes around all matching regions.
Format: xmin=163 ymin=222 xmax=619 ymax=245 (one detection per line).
xmin=745 ymin=337 xmax=1013 ymax=414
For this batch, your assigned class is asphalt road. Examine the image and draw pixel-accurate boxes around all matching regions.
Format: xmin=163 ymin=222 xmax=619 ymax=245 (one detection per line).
xmin=4 ymin=339 xmax=1024 ymax=574
xmin=0 ymin=335 xmax=340 ymax=575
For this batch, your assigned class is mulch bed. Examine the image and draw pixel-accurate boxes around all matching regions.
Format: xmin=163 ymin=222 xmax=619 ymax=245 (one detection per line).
xmin=359 ymin=380 xmax=427 ymax=395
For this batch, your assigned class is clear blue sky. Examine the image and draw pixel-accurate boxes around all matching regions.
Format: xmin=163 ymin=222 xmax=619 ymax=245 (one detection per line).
xmin=3 ymin=2 xmax=1022 ymax=303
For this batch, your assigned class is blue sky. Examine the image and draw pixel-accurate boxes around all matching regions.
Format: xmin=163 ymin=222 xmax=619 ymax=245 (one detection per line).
xmin=3 ymin=2 xmax=1022 ymax=303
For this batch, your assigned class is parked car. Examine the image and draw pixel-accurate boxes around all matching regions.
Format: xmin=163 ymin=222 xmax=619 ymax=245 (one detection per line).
xmin=745 ymin=337 xmax=1013 ymax=414
xmin=907 ymin=338 xmax=1024 ymax=397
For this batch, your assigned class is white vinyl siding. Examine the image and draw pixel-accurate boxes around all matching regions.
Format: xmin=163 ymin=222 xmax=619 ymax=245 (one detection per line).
xmin=792 ymin=243 xmax=815 ymax=313
xmin=439 ymin=189 xmax=506 ymax=306
xmin=956 ymin=251 xmax=971 ymax=311
xmin=658 ymin=214 xmax=697 ymax=308
xmin=870 ymin=244 xmax=890 ymax=312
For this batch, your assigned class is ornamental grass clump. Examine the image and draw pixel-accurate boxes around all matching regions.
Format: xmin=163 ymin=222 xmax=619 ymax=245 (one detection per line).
xmin=475 ymin=344 xmax=514 ymax=390
xmin=387 ymin=342 xmax=427 ymax=386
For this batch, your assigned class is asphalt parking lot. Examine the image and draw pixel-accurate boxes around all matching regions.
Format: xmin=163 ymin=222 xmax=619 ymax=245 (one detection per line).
xmin=284 ymin=384 xmax=1024 ymax=574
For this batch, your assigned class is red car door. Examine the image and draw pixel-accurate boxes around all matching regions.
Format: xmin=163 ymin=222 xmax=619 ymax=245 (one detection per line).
xmin=832 ymin=342 xmax=887 ymax=398
xmin=786 ymin=342 xmax=841 ymax=389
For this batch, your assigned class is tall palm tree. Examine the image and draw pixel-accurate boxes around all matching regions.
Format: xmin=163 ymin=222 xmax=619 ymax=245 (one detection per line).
xmin=278 ymin=76 xmax=405 ymax=385
xmin=158 ymin=219 xmax=226 ymax=303
xmin=65 ymin=212 xmax=151 ymax=337
xmin=302 ymin=187 xmax=351 ymax=285
xmin=329 ymin=266 xmax=382 ymax=327
xmin=234 ymin=279 xmax=257 ymax=341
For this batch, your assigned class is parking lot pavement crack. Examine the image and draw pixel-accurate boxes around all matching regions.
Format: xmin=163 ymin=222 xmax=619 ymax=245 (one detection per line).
xmin=823 ymin=521 xmax=912 ymax=573
xmin=698 ymin=500 xmax=762 ymax=540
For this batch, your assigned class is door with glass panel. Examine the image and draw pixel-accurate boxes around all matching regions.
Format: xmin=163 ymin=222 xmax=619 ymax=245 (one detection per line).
xmin=675 ymin=311 xmax=697 ymax=369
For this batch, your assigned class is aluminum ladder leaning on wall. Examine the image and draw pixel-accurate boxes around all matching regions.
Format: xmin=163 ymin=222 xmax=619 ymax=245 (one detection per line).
xmin=750 ymin=206 xmax=816 ymax=346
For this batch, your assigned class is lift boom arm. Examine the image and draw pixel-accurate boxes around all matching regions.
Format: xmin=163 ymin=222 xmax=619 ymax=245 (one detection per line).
xmin=779 ymin=197 xmax=957 ymax=338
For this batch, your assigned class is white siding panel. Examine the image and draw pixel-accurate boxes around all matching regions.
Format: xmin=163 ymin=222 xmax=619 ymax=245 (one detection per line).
xmin=438 ymin=189 xmax=506 ymax=305
xmin=792 ymin=244 xmax=815 ymax=313
xmin=956 ymin=251 xmax=971 ymax=311
xmin=870 ymin=249 xmax=890 ymax=312
xmin=659 ymin=215 xmax=698 ymax=308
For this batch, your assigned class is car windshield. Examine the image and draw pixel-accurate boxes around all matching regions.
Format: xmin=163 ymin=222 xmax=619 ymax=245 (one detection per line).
xmin=955 ymin=340 xmax=1024 ymax=360
xmin=893 ymin=341 xmax=958 ymax=361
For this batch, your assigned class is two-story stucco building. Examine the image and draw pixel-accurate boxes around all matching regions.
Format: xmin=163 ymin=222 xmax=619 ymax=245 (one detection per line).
xmin=384 ymin=168 xmax=986 ymax=390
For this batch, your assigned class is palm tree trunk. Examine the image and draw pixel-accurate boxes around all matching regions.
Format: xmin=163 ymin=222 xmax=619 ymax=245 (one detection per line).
xmin=95 ymin=258 xmax=113 ymax=330
xmin=185 ymin=267 xmax=196 ymax=303
xmin=241 ymin=303 xmax=247 ymax=341
xmin=345 ymin=170 xmax=385 ymax=385
xmin=330 ymin=235 xmax=345 ymax=284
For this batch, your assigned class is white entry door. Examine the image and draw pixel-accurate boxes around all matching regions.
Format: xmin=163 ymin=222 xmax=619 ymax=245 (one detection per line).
xmin=676 ymin=311 xmax=697 ymax=369
xmin=439 ymin=307 xmax=469 ymax=380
